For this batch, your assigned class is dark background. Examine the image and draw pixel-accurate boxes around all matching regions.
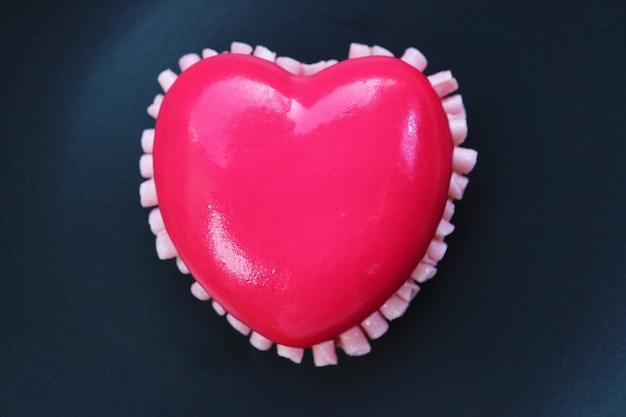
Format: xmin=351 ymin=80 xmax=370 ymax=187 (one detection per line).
xmin=2 ymin=1 xmax=625 ymax=416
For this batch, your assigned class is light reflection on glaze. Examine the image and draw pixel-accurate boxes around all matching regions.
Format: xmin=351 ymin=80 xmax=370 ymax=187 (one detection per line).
xmin=401 ymin=111 xmax=418 ymax=173
xmin=289 ymin=79 xmax=392 ymax=135
xmin=206 ymin=207 xmax=267 ymax=287
xmin=190 ymin=77 xmax=289 ymax=169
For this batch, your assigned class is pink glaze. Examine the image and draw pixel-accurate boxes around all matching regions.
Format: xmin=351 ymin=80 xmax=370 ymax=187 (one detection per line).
xmin=153 ymin=54 xmax=453 ymax=347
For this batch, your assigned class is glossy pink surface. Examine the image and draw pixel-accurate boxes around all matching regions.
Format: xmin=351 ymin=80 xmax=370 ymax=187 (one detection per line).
xmin=153 ymin=54 xmax=452 ymax=347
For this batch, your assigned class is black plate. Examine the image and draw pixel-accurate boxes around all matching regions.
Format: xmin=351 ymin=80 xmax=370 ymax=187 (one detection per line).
xmin=2 ymin=1 xmax=625 ymax=416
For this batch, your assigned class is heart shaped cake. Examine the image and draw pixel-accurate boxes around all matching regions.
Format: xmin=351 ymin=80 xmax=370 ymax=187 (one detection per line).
xmin=139 ymin=42 xmax=477 ymax=366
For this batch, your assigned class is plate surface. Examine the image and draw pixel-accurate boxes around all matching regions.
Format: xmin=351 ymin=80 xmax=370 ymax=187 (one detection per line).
xmin=1 ymin=2 xmax=625 ymax=416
